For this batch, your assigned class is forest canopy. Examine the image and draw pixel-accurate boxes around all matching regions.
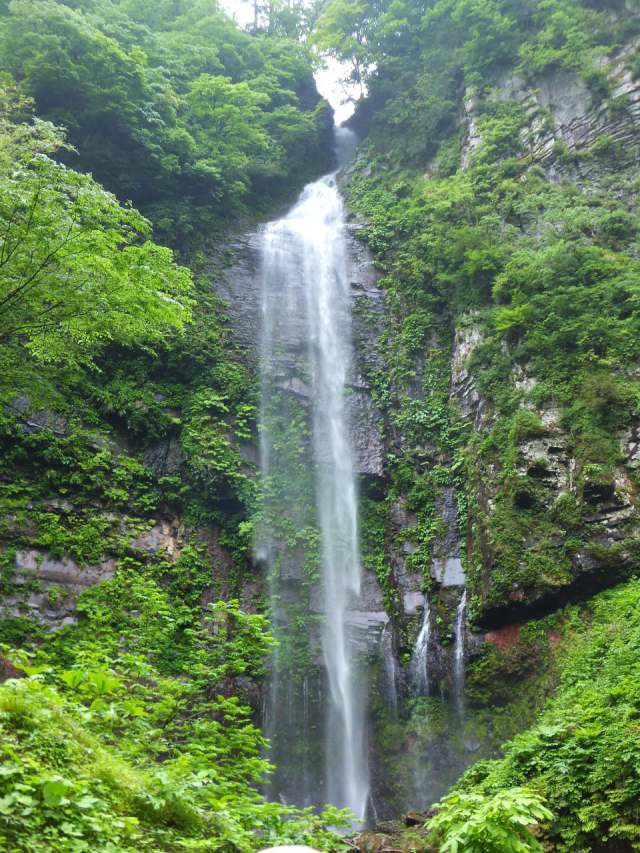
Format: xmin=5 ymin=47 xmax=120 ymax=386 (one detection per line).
xmin=0 ymin=0 xmax=332 ymax=247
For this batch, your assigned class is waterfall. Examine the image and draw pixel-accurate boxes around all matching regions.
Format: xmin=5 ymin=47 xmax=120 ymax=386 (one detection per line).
xmin=380 ymin=618 xmax=400 ymax=715
xmin=410 ymin=599 xmax=431 ymax=694
xmin=453 ymin=589 xmax=467 ymax=716
xmin=258 ymin=128 xmax=369 ymax=820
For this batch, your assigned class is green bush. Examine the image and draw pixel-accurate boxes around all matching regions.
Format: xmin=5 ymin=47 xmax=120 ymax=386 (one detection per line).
xmin=433 ymin=581 xmax=640 ymax=851
xmin=428 ymin=786 xmax=553 ymax=853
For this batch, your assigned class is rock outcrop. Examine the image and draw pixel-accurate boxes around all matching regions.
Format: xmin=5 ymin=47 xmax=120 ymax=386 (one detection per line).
xmin=461 ymin=37 xmax=640 ymax=178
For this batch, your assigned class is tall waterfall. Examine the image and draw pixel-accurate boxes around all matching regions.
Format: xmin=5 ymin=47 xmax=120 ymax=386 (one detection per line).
xmin=258 ymin=128 xmax=369 ymax=820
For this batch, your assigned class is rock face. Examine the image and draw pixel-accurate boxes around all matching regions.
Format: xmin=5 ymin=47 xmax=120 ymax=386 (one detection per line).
xmin=0 ymin=512 xmax=240 ymax=631
xmin=143 ymin=438 xmax=184 ymax=477
xmin=461 ymin=38 xmax=640 ymax=178
xmin=450 ymin=325 xmax=487 ymax=427
xmin=445 ymin=35 xmax=640 ymax=627
xmin=216 ymin=216 xmax=386 ymax=480
xmin=3 ymin=550 xmax=116 ymax=629
xmin=430 ymin=488 xmax=465 ymax=588
xmin=450 ymin=301 xmax=640 ymax=625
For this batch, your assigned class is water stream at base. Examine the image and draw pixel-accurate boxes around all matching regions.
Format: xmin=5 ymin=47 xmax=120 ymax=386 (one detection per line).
xmin=258 ymin=128 xmax=369 ymax=821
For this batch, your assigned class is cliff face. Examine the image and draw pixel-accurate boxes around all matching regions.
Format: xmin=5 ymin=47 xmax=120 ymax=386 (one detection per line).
xmin=345 ymin=35 xmax=640 ymax=627
xmin=335 ymin=23 xmax=640 ymax=820
xmin=456 ymin=39 xmax=640 ymax=626
xmin=216 ymin=207 xmax=391 ymax=656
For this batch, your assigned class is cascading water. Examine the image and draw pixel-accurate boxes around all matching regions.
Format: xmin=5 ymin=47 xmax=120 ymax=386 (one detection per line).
xmin=379 ymin=618 xmax=400 ymax=716
xmin=258 ymin=127 xmax=369 ymax=820
xmin=410 ymin=598 xmax=432 ymax=694
xmin=453 ymin=588 xmax=467 ymax=717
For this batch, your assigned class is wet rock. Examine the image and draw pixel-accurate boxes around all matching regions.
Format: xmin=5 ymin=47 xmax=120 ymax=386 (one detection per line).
xmin=349 ymin=388 xmax=385 ymax=477
xmin=402 ymin=591 xmax=424 ymax=616
xmin=430 ymin=488 xmax=465 ymax=588
xmin=386 ymin=498 xmax=423 ymax=619
xmin=130 ymin=519 xmax=183 ymax=560
xmin=405 ymin=811 xmax=429 ymax=827
xmin=198 ymin=525 xmax=236 ymax=597
xmin=214 ymin=231 xmax=264 ymax=362
xmin=143 ymin=438 xmax=184 ymax=477
xmin=517 ymin=436 xmax=572 ymax=494
xmin=624 ymin=423 xmax=640 ymax=469
xmin=432 ymin=557 xmax=465 ymax=587
xmin=2 ymin=549 xmax=117 ymax=629
xmin=451 ymin=324 xmax=485 ymax=425
xmin=353 ymin=834 xmax=397 ymax=853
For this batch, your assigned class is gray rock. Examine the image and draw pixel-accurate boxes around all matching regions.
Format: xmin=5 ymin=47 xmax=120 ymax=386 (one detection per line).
xmin=461 ymin=39 xmax=640 ymax=178
xmin=10 ymin=397 xmax=69 ymax=436
xmin=402 ymin=591 xmax=424 ymax=615
xmin=451 ymin=324 xmax=485 ymax=425
xmin=430 ymin=488 xmax=465 ymax=588
xmin=143 ymin=438 xmax=184 ymax=477
xmin=432 ymin=557 xmax=465 ymax=588
xmin=3 ymin=549 xmax=116 ymax=629
xmin=130 ymin=519 xmax=183 ymax=560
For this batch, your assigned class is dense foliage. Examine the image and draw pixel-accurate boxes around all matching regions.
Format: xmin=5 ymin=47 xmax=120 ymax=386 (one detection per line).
xmin=0 ymin=0 xmax=347 ymax=848
xmin=320 ymin=0 xmax=640 ymax=847
xmin=2 ymin=0 xmax=640 ymax=848
xmin=335 ymin=0 xmax=640 ymax=618
xmin=0 ymin=585 xmax=347 ymax=850
xmin=0 ymin=85 xmax=192 ymax=377
xmin=428 ymin=580 xmax=640 ymax=851
xmin=316 ymin=0 xmax=638 ymax=159
xmin=0 ymin=0 xmax=332 ymax=248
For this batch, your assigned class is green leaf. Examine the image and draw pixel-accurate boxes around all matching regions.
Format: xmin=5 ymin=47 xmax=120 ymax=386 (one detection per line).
xmin=42 ymin=780 xmax=69 ymax=808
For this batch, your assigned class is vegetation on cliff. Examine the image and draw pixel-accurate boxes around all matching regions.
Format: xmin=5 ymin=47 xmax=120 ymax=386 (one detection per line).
xmin=427 ymin=579 xmax=640 ymax=851
xmin=318 ymin=0 xmax=640 ymax=847
xmin=0 ymin=0 xmax=343 ymax=849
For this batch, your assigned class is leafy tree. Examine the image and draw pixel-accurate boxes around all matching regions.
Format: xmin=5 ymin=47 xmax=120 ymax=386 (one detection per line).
xmin=0 ymin=89 xmax=192 ymax=376
xmin=185 ymin=74 xmax=271 ymax=197
xmin=0 ymin=0 xmax=332 ymax=247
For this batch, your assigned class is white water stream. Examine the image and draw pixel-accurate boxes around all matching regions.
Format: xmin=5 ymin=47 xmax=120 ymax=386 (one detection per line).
xmin=258 ymin=128 xmax=369 ymax=820
xmin=410 ymin=599 xmax=432 ymax=695
xmin=453 ymin=588 xmax=467 ymax=717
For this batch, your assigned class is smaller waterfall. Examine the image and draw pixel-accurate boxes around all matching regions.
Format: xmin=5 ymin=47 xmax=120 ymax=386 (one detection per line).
xmin=410 ymin=599 xmax=432 ymax=694
xmin=379 ymin=618 xmax=400 ymax=715
xmin=453 ymin=589 xmax=467 ymax=717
